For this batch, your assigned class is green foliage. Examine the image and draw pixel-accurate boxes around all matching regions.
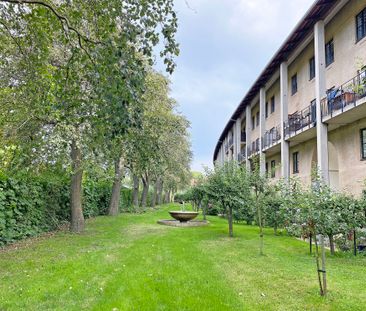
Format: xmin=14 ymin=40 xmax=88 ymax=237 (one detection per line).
xmin=205 ymin=161 xmax=252 ymax=236
xmin=233 ymin=205 xmax=255 ymax=224
xmin=0 ymin=0 xmax=183 ymax=230
xmin=278 ymin=176 xmax=366 ymax=240
xmin=0 ymin=173 xmax=67 ymax=245
xmin=0 ymin=172 xmax=132 ymax=246
xmin=205 ymin=162 xmax=251 ymax=211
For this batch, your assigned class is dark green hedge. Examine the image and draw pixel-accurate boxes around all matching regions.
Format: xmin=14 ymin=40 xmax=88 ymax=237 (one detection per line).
xmin=0 ymin=172 xmax=131 ymax=246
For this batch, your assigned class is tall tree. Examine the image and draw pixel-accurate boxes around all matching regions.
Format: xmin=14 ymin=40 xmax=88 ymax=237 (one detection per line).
xmin=0 ymin=0 xmax=180 ymax=228
xmin=125 ymin=71 xmax=191 ymax=209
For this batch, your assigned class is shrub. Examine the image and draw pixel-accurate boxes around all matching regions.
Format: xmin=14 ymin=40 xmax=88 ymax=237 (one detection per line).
xmin=0 ymin=172 xmax=132 ymax=246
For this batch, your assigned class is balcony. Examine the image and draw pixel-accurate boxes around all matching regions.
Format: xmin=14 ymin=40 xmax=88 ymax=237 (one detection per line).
xmin=248 ymin=139 xmax=260 ymax=158
xmin=237 ymin=149 xmax=246 ymax=163
xmin=284 ymin=102 xmax=316 ymax=139
xmin=321 ymin=69 xmax=366 ymax=125
xmin=263 ymin=126 xmax=281 ymax=150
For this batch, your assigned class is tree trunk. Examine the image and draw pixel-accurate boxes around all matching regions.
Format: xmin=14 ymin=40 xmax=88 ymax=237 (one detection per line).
xmin=70 ymin=139 xmax=84 ymax=233
xmin=164 ymin=190 xmax=170 ymax=204
xmin=309 ymin=233 xmax=313 ymax=254
xmin=151 ymin=180 xmax=158 ymax=208
xmin=328 ymin=234 xmax=335 ymax=255
xmin=140 ymin=174 xmax=149 ymax=208
xmin=353 ymin=229 xmax=357 ymax=256
xmin=257 ymin=198 xmax=264 ymax=255
xmin=203 ymin=202 xmax=207 ymax=220
xmin=314 ymin=231 xmax=324 ymax=296
xmin=132 ymin=175 xmax=139 ymax=207
xmin=157 ymin=180 xmax=163 ymax=205
xmin=320 ymin=234 xmax=327 ymax=295
xmin=228 ymin=205 xmax=233 ymax=237
xmin=108 ymin=156 xmax=124 ymax=216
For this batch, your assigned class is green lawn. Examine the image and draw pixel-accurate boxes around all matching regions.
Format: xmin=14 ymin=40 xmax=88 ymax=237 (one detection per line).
xmin=1 ymin=204 xmax=366 ymax=311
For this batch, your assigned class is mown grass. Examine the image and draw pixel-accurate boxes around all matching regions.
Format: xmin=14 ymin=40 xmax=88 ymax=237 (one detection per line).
xmin=1 ymin=203 xmax=365 ymax=310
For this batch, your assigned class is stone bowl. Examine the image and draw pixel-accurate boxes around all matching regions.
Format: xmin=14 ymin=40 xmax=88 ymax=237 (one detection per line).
xmin=169 ymin=211 xmax=199 ymax=222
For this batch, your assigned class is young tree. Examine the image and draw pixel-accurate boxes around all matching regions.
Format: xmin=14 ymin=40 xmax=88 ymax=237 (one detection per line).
xmin=249 ymin=161 xmax=272 ymax=255
xmin=205 ymin=161 xmax=251 ymax=237
xmin=280 ymin=174 xmax=330 ymax=296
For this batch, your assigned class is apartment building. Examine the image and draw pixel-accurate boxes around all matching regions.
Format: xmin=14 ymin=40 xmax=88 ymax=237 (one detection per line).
xmin=213 ymin=0 xmax=366 ymax=196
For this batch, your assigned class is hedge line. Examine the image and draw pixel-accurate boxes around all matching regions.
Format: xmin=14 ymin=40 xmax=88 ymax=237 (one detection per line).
xmin=0 ymin=173 xmax=132 ymax=246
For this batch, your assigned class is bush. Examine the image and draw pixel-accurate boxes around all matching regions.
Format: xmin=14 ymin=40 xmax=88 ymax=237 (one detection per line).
xmin=206 ymin=202 xmax=223 ymax=216
xmin=0 ymin=173 xmax=67 ymax=245
xmin=233 ymin=204 xmax=255 ymax=224
xmin=174 ymin=191 xmax=192 ymax=203
xmin=0 ymin=172 xmax=132 ymax=246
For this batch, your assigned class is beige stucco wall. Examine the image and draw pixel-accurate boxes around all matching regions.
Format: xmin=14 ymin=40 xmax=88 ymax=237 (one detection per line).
xmin=328 ymin=117 xmax=366 ymax=196
xmin=265 ymin=79 xmax=281 ymax=130
xmin=287 ymin=40 xmax=316 ymax=115
xmin=265 ymin=152 xmax=281 ymax=182
xmin=289 ymin=139 xmax=317 ymax=187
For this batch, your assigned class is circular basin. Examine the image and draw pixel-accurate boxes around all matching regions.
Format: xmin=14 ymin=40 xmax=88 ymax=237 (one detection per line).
xmin=169 ymin=211 xmax=199 ymax=222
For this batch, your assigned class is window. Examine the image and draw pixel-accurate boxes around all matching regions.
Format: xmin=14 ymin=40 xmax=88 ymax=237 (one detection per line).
xmin=256 ymin=111 xmax=259 ymax=126
xmin=270 ymin=96 xmax=275 ymax=113
xmin=361 ymin=128 xmax=366 ymax=160
xmin=310 ymin=99 xmax=316 ymax=122
xmin=270 ymin=160 xmax=276 ymax=178
xmin=265 ymin=162 xmax=269 ymax=176
xmin=265 ymin=102 xmax=269 ymax=118
xmin=356 ymin=7 xmax=366 ymax=42
xmin=252 ymin=116 xmax=255 ymax=130
xmin=293 ymin=152 xmax=299 ymax=174
xmin=309 ymin=57 xmax=315 ymax=80
xmin=291 ymin=74 xmax=297 ymax=95
xmin=325 ymin=39 xmax=334 ymax=67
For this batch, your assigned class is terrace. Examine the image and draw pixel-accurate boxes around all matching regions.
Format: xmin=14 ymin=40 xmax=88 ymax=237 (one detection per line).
xmin=263 ymin=125 xmax=281 ymax=150
xmin=321 ymin=69 xmax=366 ymax=127
xmin=237 ymin=148 xmax=246 ymax=163
xmin=248 ymin=138 xmax=260 ymax=158
xmin=284 ymin=102 xmax=317 ymax=139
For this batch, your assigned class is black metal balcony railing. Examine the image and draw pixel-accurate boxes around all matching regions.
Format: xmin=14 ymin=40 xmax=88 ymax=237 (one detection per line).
xmin=237 ymin=149 xmax=246 ymax=163
xmin=284 ymin=102 xmax=316 ymax=137
xmin=263 ymin=125 xmax=281 ymax=149
xmin=247 ymin=139 xmax=260 ymax=157
xmin=321 ymin=69 xmax=366 ymax=118
xmin=223 ymin=70 xmax=366 ymax=155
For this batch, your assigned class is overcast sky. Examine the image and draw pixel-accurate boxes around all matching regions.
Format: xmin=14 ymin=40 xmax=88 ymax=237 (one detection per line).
xmin=157 ymin=0 xmax=315 ymax=172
